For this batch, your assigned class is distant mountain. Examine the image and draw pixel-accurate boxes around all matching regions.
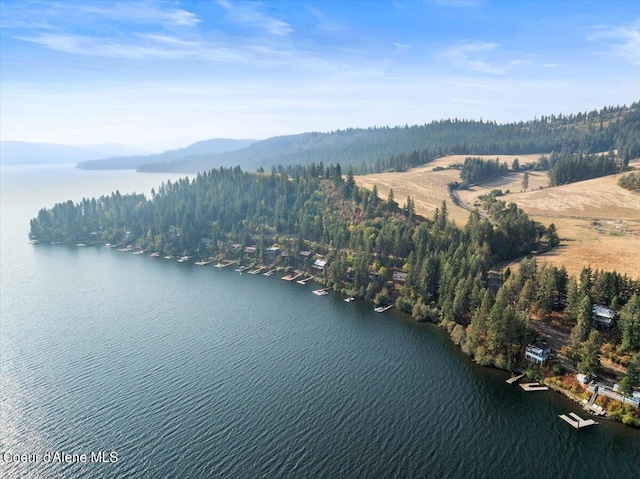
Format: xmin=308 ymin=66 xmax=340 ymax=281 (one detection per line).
xmin=0 ymin=141 xmax=146 ymax=165
xmin=137 ymin=102 xmax=640 ymax=174
xmin=77 ymin=138 xmax=256 ymax=170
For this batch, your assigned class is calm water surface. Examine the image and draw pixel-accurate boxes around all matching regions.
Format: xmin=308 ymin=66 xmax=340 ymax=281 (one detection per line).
xmin=1 ymin=165 xmax=639 ymax=478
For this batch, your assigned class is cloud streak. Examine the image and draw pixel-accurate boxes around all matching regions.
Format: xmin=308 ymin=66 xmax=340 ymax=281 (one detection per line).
xmin=587 ymin=20 xmax=640 ymax=66
xmin=216 ymin=1 xmax=293 ymax=36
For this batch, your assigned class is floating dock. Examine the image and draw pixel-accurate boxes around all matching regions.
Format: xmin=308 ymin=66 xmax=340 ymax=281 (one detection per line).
xmin=215 ymin=260 xmax=234 ymax=268
xmin=374 ymin=305 xmax=393 ymax=313
xmin=177 ymin=256 xmax=192 ymax=263
xmin=195 ymin=259 xmax=214 ymax=266
xmin=313 ymin=287 xmax=332 ymax=296
xmin=506 ymin=374 xmax=525 ymax=384
xmin=520 ymin=382 xmax=549 ymax=392
xmin=263 ymin=269 xmax=277 ymax=276
xmin=248 ymin=266 xmax=265 ymax=274
xmin=235 ymin=265 xmax=250 ymax=272
xmin=559 ymin=412 xmax=598 ymax=429
xmin=282 ymin=272 xmax=303 ymax=281
xmin=297 ymin=275 xmax=315 ymax=284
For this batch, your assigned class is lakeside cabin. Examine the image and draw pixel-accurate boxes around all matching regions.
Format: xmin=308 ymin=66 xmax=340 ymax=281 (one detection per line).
xmin=592 ymin=305 xmax=615 ymax=329
xmin=525 ymin=342 xmax=553 ymax=364
xmin=312 ymin=259 xmax=327 ymax=271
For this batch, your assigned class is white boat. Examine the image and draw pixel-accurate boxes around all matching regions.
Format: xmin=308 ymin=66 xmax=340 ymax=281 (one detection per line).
xmin=177 ymin=256 xmax=191 ymax=263
xmin=76 ymin=243 xmax=87 ymax=247
xmin=344 ymin=297 xmax=355 ymax=302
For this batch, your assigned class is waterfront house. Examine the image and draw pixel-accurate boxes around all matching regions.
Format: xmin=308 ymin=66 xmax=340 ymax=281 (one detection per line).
xmin=592 ymin=305 xmax=615 ymax=329
xmin=266 ymin=246 xmax=280 ymax=260
xmin=312 ymin=259 xmax=327 ymax=270
xmin=525 ymin=342 xmax=553 ymax=364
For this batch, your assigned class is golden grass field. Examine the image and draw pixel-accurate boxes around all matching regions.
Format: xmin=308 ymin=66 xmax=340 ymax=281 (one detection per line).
xmin=356 ymin=156 xmax=640 ymax=278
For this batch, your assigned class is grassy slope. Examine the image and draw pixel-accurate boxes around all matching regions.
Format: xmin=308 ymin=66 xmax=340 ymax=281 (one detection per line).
xmin=356 ymin=156 xmax=640 ymax=278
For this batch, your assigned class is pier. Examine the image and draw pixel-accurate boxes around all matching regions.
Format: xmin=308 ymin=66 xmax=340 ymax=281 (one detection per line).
xmin=297 ymin=275 xmax=315 ymax=284
xmin=374 ymin=305 xmax=393 ymax=313
xmin=195 ymin=259 xmax=214 ymax=266
xmin=520 ymin=382 xmax=549 ymax=392
xmin=282 ymin=272 xmax=303 ymax=281
xmin=248 ymin=266 xmax=265 ymax=274
xmin=506 ymin=373 xmax=525 ymax=384
xmin=263 ymin=269 xmax=277 ymax=276
xmin=313 ymin=287 xmax=333 ymax=296
xmin=559 ymin=412 xmax=598 ymax=429
xmin=235 ymin=265 xmax=250 ymax=272
xmin=215 ymin=260 xmax=234 ymax=268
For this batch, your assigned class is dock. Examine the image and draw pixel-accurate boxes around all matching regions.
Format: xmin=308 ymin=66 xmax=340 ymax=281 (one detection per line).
xmin=506 ymin=373 xmax=525 ymax=384
xmin=297 ymin=275 xmax=315 ymax=284
xmin=177 ymin=256 xmax=192 ymax=263
xmin=559 ymin=412 xmax=598 ymax=429
xmin=520 ymin=382 xmax=549 ymax=392
xmin=235 ymin=265 xmax=250 ymax=272
xmin=263 ymin=269 xmax=277 ymax=276
xmin=215 ymin=260 xmax=234 ymax=268
xmin=313 ymin=287 xmax=333 ymax=296
xmin=248 ymin=266 xmax=265 ymax=275
xmin=374 ymin=305 xmax=393 ymax=313
xmin=282 ymin=272 xmax=303 ymax=281
xmin=195 ymin=259 xmax=214 ymax=266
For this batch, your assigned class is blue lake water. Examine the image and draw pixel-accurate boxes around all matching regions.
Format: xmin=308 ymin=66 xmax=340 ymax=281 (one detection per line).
xmin=1 ymin=165 xmax=639 ymax=478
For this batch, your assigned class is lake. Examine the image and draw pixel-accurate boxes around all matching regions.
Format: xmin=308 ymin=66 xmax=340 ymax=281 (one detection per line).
xmin=1 ymin=165 xmax=639 ymax=478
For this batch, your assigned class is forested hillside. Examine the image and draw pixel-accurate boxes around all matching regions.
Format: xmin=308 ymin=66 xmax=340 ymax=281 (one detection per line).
xmin=134 ymin=102 xmax=639 ymax=174
xmin=29 ymin=165 xmax=640 ymax=375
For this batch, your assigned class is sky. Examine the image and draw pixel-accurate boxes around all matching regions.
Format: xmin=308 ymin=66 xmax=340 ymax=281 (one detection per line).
xmin=1 ymin=0 xmax=639 ymax=152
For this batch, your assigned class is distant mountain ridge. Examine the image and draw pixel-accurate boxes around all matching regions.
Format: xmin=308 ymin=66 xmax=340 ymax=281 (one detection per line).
xmin=76 ymin=138 xmax=256 ymax=170
xmin=137 ymin=102 xmax=640 ymax=174
xmin=0 ymin=141 xmax=149 ymax=165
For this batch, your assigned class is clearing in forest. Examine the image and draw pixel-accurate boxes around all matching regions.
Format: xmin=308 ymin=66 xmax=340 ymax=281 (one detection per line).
xmin=356 ymin=156 xmax=640 ymax=278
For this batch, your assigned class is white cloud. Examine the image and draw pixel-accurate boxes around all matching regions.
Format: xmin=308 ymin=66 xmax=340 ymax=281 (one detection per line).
xmin=587 ymin=20 xmax=640 ymax=66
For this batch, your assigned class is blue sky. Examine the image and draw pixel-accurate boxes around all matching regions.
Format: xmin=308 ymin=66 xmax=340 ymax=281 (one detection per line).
xmin=1 ymin=0 xmax=638 ymax=151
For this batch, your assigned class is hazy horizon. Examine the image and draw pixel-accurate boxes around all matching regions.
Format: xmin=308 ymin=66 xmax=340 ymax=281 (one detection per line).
xmin=1 ymin=0 xmax=639 ymax=152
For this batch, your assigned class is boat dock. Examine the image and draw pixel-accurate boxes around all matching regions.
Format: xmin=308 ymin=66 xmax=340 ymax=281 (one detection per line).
xmin=559 ymin=412 xmax=598 ymax=429
xmin=215 ymin=260 xmax=234 ymax=268
xmin=374 ymin=305 xmax=393 ymax=313
xmin=313 ymin=287 xmax=332 ymax=296
xmin=235 ymin=265 xmax=250 ymax=272
xmin=195 ymin=259 xmax=214 ymax=266
xmin=248 ymin=266 xmax=265 ymax=275
xmin=506 ymin=373 xmax=525 ymax=384
xmin=177 ymin=256 xmax=192 ymax=263
xmin=263 ymin=269 xmax=277 ymax=276
xmin=297 ymin=275 xmax=315 ymax=284
xmin=282 ymin=272 xmax=303 ymax=281
xmin=520 ymin=382 xmax=549 ymax=392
